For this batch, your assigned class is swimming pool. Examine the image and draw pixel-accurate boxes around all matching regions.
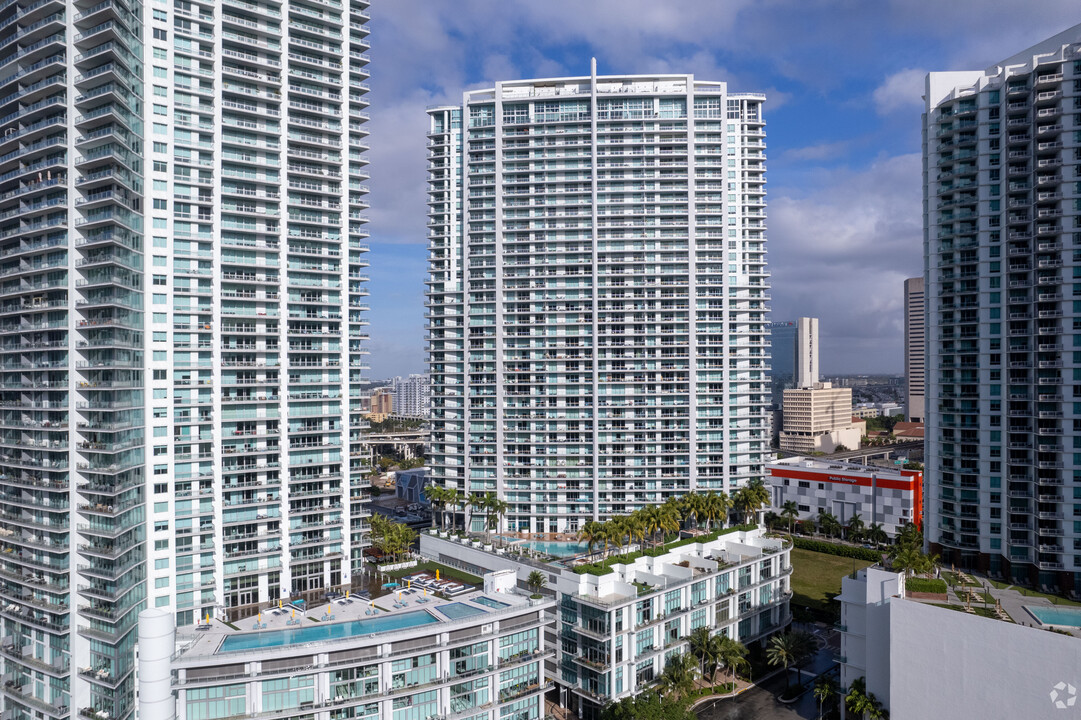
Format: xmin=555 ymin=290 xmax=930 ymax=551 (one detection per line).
xmin=473 ymin=596 xmax=509 ymax=609
xmin=219 ymin=610 xmax=439 ymax=653
xmin=499 ymin=536 xmax=586 ymax=557
xmin=434 ymin=602 xmax=488 ymax=620
xmin=1027 ymin=605 xmax=1081 ymax=627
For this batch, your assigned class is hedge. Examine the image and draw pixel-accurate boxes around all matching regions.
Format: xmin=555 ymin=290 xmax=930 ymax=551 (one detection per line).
xmin=574 ymin=524 xmax=759 ymax=575
xmin=905 ymin=577 xmax=947 ymax=594
xmin=792 ymin=537 xmax=881 ymax=562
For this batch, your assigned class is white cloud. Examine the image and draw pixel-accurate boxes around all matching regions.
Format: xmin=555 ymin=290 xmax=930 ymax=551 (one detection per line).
xmin=768 ymin=153 xmax=924 ymax=373
xmin=872 ymin=68 xmax=926 ymax=116
xmin=782 ymin=140 xmax=851 ymax=162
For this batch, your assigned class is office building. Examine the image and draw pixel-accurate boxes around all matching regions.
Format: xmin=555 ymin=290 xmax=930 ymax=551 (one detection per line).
xmin=778 ymin=383 xmax=861 ymax=454
xmin=838 ymin=566 xmax=1081 ymax=720
xmin=426 ymin=66 xmax=771 ymax=534
xmin=369 ymin=387 xmax=394 ymax=421
xmin=766 ymin=456 xmax=923 ymax=536
xmin=923 ymin=25 xmax=1081 ymax=589
xmin=768 ymin=320 xmax=796 ymax=407
xmin=420 ymin=525 xmax=791 ymax=720
xmin=391 ymin=373 xmax=431 ymax=418
xmin=139 ymin=570 xmax=555 ymax=720
xmin=0 ymin=1 xmax=371 ymax=717
xmin=794 ymin=316 xmax=818 ymax=388
xmin=904 ymin=277 xmax=925 ymax=422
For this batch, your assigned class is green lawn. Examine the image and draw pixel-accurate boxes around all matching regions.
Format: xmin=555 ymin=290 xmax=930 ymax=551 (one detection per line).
xmin=384 ymin=561 xmax=482 ymax=587
xmin=790 ymin=548 xmax=873 ymax=614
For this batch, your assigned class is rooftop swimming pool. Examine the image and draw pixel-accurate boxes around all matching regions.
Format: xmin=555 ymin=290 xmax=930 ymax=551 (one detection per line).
xmin=1027 ymin=605 xmax=1081 ymax=627
xmin=219 ymin=610 xmax=439 ymax=653
xmin=473 ymin=596 xmax=509 ymax=609
xmin=434 ymin=602 xmax=488 ymax=620
xmin=498 ymin=536 xmax=586 ymax=557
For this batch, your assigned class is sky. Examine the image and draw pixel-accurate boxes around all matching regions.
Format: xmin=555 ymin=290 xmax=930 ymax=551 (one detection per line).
xmin=361 ymin=1 xmax=1079 ymax=379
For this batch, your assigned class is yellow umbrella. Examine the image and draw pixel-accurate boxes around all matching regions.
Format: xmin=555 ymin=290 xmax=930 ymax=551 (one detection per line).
xmin=436 ymin=569 xmax=440 ymax=580
xmin=205 ymin=611 xmax=210 ymax=624
xmin=279 ymin=600 xmax=282 ymax=609
xmin=346 ymin=590 xmax=350 ymax=598
xmin=291 ymin=608 xmax=295 ymax=619
xmin=258 ymin=612 xmax=261 ymax=621
xmin=407 ymin=580 xmax=412 ymax=589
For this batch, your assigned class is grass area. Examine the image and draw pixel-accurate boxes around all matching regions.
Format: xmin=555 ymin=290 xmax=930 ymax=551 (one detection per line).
xmin=942 ymin=571 xmax=981 ymax=587
xmin=790 ymin=548 xmax=872 ymax=615
xmin=686 ymin=682 xmax=736 ymax=702
xmin=384 ymin=561 xmax=483 ymax=587
xmin=220 ymin=620 xmax=240 ymax=631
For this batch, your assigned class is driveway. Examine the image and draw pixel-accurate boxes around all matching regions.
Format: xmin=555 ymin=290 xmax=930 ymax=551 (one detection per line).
xmin=695 ymin=672 xmax=819 ymax=720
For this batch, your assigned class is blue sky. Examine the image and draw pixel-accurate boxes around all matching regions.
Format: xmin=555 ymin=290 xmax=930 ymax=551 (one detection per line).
xmin=362 ymin=1 xmax=1077 ymax=379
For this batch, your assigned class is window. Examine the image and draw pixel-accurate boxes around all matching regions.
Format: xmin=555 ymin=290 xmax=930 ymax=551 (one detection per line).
xmin=153 ymin=28 xmax=168 ymax=40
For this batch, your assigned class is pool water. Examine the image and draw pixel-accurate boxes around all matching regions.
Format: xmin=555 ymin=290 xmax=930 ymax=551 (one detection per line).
xmin=1027 ymin=605 xmax=1081 ymax=627
xmin=473 ymin=596 xmax=509 ymax=609
xmin=498 ymin=536 xmax=586 ymax=557
xmin=219 ymin=610 xmax=439 ymax=653
xmin=434 ymin=602 xmax=487 ymax=620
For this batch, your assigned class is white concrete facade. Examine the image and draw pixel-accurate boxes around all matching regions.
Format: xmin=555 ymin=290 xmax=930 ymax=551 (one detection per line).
xmin=924 ymin=24 xmax=1081 ymax=588
xmin=426 ymin=68 xmax=771 ymax=533
xmin=794 ymin=316 xmax=818 ymax=388
xmin=779 ymin=384 xmax=860 ymax=453
xmin=420 ymin=526 xmax=791 ymax=720
xmin=903 ymin=277 xmax=925 ymax=422
xmin=140 ymin=586 xmax=555 ymax=720
xmin=0 ymin=1 xmax=372 ymax=718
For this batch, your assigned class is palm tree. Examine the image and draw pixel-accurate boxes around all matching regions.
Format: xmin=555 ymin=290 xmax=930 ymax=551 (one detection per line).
xmin=716 ymin=635 xmax=748 ymax=684
xmin=486 ymin=496 xmax=509 ymax=542
xmin=781 ymin=500 xmax=799 ymax=535
xmin=847 ymin=513 xmax=866 ymax=543
xmin=733 ymin=480 xmax=769 ymax=525
xmin=764 ymin=511 xmax=783 ymax=532
xmin=846 ymin=677 xmax=874 ymax=719
xmin=578 ymin=521 xmax=606 ymax=558
xmin=607 ymin=517 xmax=628 ymax=556
xmin=444 ymin=487 xmax=460 ymax=531
xmin=642 ymin=506 xmax=665 ymax=550
xmin=466 ymin=493 xmax=488 ymax=535
xmin=657 ymin=652 xmax=699 ymax=701
xmin=526 ymin=570 xmax=546 ymax=597
xmin=891 ymin=545 xmax=924 ymax=577
xmin=681 ymin=493 xmax=704 ymax=530
xmin=624 ymin=512 xmax=647 ymax=550
xmin=663 ymin=496 xmax=685 ymax=532
xmin=701 ymin=490 xmax=730 ymax=532
xmin=866 ymin=523 xmax=888 ymax=549
xmin=425 ymin=485 xmax=444 ymax=530
xmin=765 ymin=633 xmax=799 ymax=691
xmin=813 ymin=675 xmax=838 ymax=720
xmin=817 ymin=511 xmax=842 ymax=539
xmin=688 ymin=627 xmax=713 ymax=678
xmin=894 ymin=522 xmax=923 ymax=550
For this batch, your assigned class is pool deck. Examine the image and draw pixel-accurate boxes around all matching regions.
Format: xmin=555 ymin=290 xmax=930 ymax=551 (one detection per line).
xmin=173 ymin=584 xmax=530 ymax=661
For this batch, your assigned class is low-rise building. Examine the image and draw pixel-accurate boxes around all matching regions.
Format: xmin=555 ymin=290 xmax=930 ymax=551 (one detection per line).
xmin=837 ymin=566 xmax=1081 ymax=720
xmin=766 ymin=456 xmax=923 ymax=536
xmin=420 ymin=526 xmax=792 ymax=720
xmin=138 ymin=571 xmax=555 ymax=720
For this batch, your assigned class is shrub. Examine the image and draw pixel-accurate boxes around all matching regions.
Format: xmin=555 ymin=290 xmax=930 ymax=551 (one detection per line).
xmin=905 ymin=577 xmax=947 ymax=594
xmin=792 ymin=538 xmax=880 ymax=562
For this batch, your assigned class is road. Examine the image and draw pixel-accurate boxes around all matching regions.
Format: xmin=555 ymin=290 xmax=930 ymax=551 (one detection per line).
xmin=695 ymin=672 xmax=818 ymax=720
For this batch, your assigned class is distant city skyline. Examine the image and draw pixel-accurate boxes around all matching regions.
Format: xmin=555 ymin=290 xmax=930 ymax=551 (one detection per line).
xmin=361 ymin=2 xmax=1076 ymax=378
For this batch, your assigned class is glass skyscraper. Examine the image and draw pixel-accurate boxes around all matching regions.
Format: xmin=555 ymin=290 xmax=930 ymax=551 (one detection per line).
xmin=0 ymin=0 xmax=370 ymax=716
xmin=427 ymin=67 xmax=770 ymax=534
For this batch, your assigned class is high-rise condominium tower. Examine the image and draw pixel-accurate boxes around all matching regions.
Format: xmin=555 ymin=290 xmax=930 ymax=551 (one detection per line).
xmin=0 ymin=0 xmax=370 ymax=716
xmin=924 ymin=24 xmax=1080 ymax=588
xmin=427 ymin=66 xmax=770 ymax=534
xmin=904 ymin=276 xmax=925 ymax=422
